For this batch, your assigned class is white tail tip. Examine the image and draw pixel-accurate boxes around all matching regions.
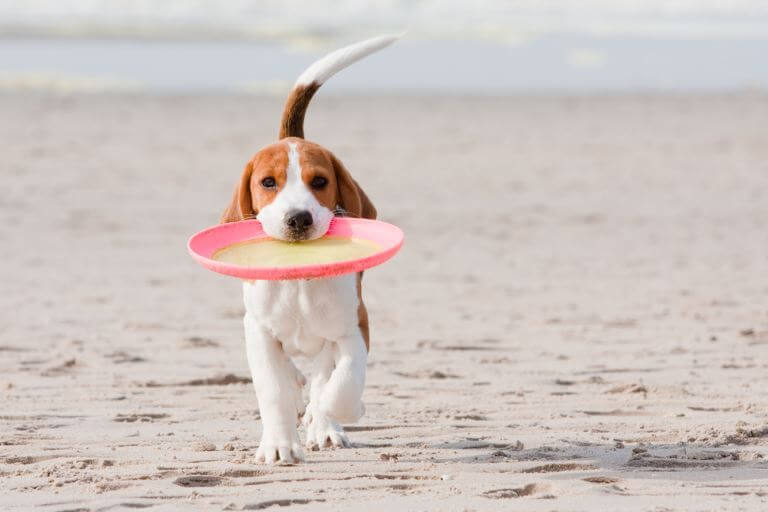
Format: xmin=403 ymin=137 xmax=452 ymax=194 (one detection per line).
xmin=295 ymin=33 xmax=402 ymax=87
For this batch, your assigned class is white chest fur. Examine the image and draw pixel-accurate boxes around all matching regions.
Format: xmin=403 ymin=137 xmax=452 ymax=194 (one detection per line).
xmin=242 ymin=274 xmax=360 ymax=357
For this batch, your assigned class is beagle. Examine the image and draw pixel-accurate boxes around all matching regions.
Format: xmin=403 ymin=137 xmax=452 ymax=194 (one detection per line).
xmin=220 ymin=35 xmax=398 ymax=464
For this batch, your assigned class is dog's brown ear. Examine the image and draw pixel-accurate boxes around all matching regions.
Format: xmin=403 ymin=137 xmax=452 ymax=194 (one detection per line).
xmin=220 ymin=160 xmax=256 ymax=223
xmin=330 ymin=153 xmax=376 ymax=220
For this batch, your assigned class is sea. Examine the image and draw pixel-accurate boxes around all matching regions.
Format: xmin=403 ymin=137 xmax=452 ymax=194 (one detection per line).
xmin=1 ymin=0 xmax=767 ymax=93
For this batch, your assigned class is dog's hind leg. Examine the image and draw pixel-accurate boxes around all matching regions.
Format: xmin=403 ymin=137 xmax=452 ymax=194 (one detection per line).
xmin=304 ymin=342 xmax=350 ymax=450
xmin=244 ymin=314 xmax=305 ymax=464
xmin=318 ymin=330 xmax=367 ymax=424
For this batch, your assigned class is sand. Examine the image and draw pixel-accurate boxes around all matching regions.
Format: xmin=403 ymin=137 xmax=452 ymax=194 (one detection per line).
xmin=1 ymin=92 xmax=767 ymax=511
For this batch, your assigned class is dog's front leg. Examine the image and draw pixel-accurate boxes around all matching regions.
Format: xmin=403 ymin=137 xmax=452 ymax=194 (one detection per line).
xmin=244 ymin=314 xmax=304 ymax=464
xmin=318 ymin=329 xmax=368 ymax=424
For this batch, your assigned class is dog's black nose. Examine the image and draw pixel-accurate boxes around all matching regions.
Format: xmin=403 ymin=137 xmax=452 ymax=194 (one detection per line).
xmin=285 ymin=209 xmax=313 ymax=231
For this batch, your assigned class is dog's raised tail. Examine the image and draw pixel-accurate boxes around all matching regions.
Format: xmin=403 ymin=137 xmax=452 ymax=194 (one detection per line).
xmin=279 ymin=34 xmax=401 ymax=139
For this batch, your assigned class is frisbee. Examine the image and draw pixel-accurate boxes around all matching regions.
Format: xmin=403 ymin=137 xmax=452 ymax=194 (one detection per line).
xmin=188 ymin=218 xmax=404 ymax=280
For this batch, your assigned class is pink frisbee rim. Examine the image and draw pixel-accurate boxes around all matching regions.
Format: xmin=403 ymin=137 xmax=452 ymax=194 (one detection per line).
xmin=187 ymin=217 xmax=404 ymax=280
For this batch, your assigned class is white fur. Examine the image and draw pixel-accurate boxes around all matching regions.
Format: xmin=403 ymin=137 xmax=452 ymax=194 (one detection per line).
xmin=256 ymin=142 xmax=334 ymax=241
xmin=295 ymin=33 xmax=402 ymax=86
xmin=244 ymin=275 xmax=367 ymax=464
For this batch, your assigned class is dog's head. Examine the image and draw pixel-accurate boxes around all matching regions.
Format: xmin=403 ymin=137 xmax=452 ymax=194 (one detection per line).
xmin=219 ymin=34 xmax=399 ymax=239
xmin=221 ymin=137 xmax=376 ymax=241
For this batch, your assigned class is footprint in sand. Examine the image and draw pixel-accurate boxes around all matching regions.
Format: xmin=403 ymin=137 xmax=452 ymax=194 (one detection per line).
xmin=482 ymin=483 xmax=552 ymax=499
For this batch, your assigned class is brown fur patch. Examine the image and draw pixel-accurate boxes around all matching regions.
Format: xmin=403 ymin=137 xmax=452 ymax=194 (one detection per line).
xmin=357 ymin=272 xmax=370 ymax=352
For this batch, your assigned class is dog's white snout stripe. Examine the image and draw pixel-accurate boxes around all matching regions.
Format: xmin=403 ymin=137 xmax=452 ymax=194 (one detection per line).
xmin=286 ymin=143 xmax=307 ymax=197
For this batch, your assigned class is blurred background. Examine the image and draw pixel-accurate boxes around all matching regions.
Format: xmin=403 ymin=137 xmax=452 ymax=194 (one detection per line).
xmin=1 ymin=0 xmax=768 ymax=93
xmin=3 ymin=3 xmax=768 ymax=510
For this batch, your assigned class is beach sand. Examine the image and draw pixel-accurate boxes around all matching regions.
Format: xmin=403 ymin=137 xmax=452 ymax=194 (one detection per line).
xmin=1 ymin=93 xmax=767 ymax=510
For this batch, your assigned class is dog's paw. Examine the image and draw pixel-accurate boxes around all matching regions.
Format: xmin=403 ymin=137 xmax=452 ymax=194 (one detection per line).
xmin=255 ymin=427 xmax=304 ymax=464
xmin=304 ymin=412 xmax=349 ymax=450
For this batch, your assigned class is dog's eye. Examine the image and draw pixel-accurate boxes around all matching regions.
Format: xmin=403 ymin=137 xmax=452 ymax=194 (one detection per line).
xmin=310 ymin=176 xmax=328 ymax=189
xmin=261 ymin=177 xmax=276 ymax=188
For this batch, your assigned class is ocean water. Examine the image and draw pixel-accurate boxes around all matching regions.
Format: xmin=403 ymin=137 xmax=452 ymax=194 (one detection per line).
xmin=1 ymin=1 xmax=767 ymax=93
